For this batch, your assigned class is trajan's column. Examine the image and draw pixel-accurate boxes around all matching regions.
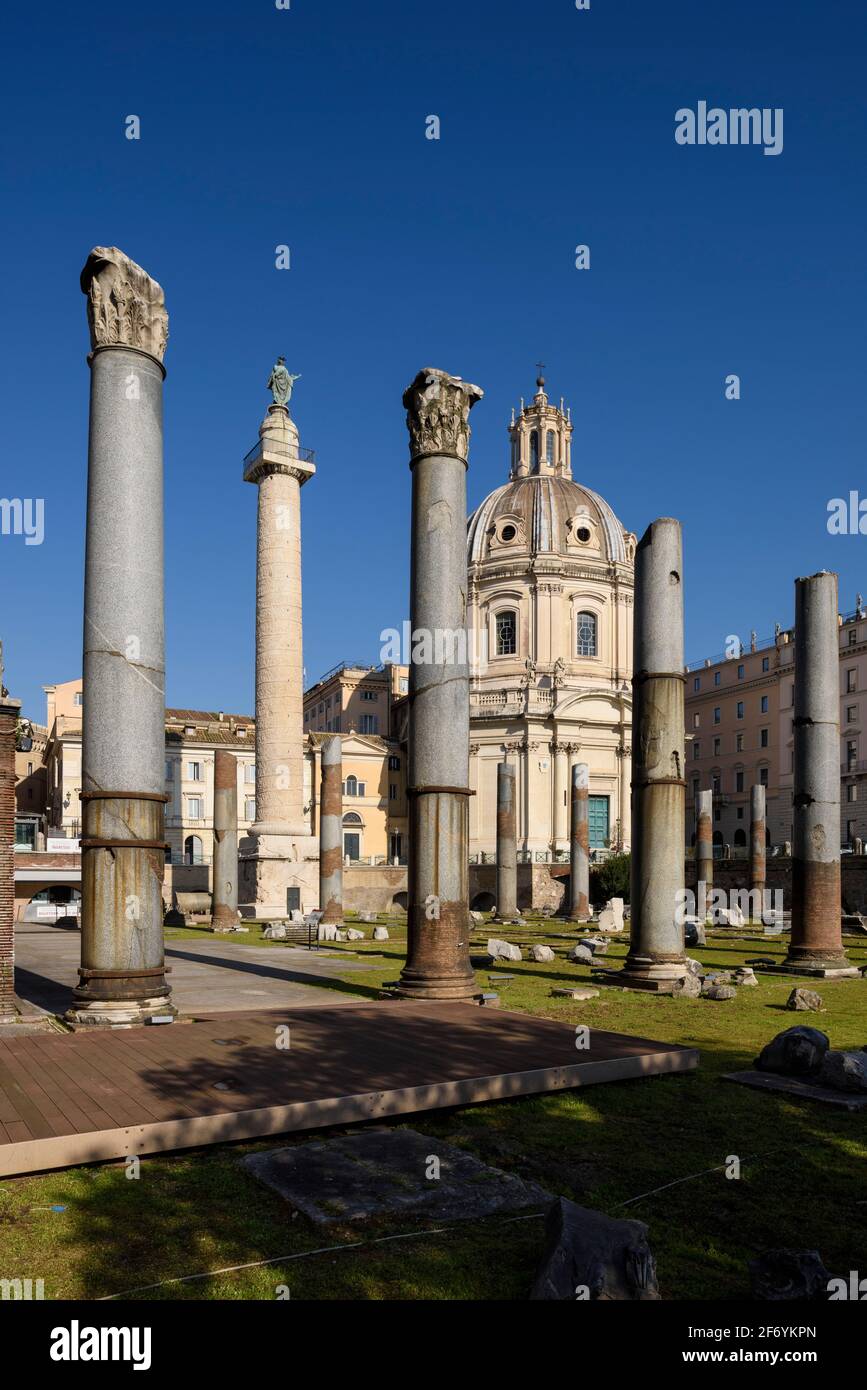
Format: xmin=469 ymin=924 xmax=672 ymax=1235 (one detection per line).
xmin=238 ymin=361 xmax=319 ymax=918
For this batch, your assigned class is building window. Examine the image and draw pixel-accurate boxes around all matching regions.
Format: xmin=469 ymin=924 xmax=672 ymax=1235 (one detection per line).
xmin=693 ymin=741 xmax=700 ymax=759
xmin=74 ymin=692 xmax=83 ymax=707
xmin=760 ymin=695 xmax=768 ymax=713
xmin=762 ymin=657 xmax=769 ymax=672
xmin=399 ymin=678 xmax=408 ymax=693
xmin=576 ymin=611 xmax=597 ymax=657
xmin=245 ymin=797 xmax=256 ymax=819
xmin=495 ymin=611 xmax=517 ymax=657
xmin=737 ymin=664 xmax=745 ymax=680
xmin=847 ymin=819 xmax=857 ymax=846
xmin=847 ymin=705 xmax=858 ymax=724
xmin=713 ymin=707 xmax=721 ymax=724
xmin=849 ymin=628 xmax=857 ymax=646
xmin=692 ymin=777 xmax=699 ymax=800
xmin=847 ymin=740 xmax=857 ymax=770
xmin=184 ymin=835 xmax=203 ymax=864
xmin=713 ymin=737 xmax=721 ymax=756
xmin=847 ymin=669 xmax=857 ymax=692
xmin=187 ymin=797 xmax=203 ymax=819
xmin=759 ymin=767 xmax=768 ymax=786
xmin=714 ymin=671 xmax=721 ymax=686
xmin=693 ymin=713 xmax=700 ymax=729
xmin=244 ymin=763 xmax=255 ymax=783
xmin=736 ymin=807 xmax=744 ymax=820
xmin=735 ymin=770 xmax=744 ymax=792
xmin=529 ymin=430 xmax=539 ymax=471
xmin=343 ymin=776 xmax=367 ymax=798
xmin=693 ymin=676 xmax=700 ymax=691
xmin=847 ymin=783 xmax=857 ymax=803
xmin=165 ymin=760 xmax=174 ymax=781
xmin=736 ymin=733 xmax=744 ymax=752
xmin=545 ymin=430 xmax=555 ymax=465
xmin=360 ymin=714 xmax=378 ymax=735
xmin=388 ymin=755 xmax=400 ymax=771
xmin=333 ymin=717 xmax=341 ymax=732
xmin=736 ymin=702 xmax=744 ymax=719
xmin=712 ymin=775 xmax=721 ymax=795
xmin=187 ymin=761 xmax=202 ymax=781
xmin=760 ymin=728 xmax=769 ymax=747
xmin=389 ymin=784 xmax=397 ymax=800
xmin=361 ymin=690 xmax=378 ymax=702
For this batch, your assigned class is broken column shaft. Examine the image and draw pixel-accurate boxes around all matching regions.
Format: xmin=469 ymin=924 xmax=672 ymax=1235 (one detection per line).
xmin=568 ymin=763 xmax=590 ymax=921
xmin=70 ymin=247 xmax=175 ymax=1025
xmin=749 ymin=783 xmax=766 ymax=901
xmin=696 ymin=788 xmax=713 ymax=919
xmin=785 ymin=571 xmax=855 ymax=976
xmin=211 ymin=749 xmax=239 ymax=932
xmin=319 ymin=735 xmax=343 ymax=925
xmin=398 ymin=367 xmax=482 ymax=1001
xmin=496 ymin=762 xmax=518 ymax=921
xmin=608 ymin=518 xmax=687 ymax=991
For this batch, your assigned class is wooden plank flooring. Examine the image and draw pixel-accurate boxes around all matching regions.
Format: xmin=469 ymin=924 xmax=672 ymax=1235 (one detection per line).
xmin=0 ymin=1001 xmax=698 ymax=1176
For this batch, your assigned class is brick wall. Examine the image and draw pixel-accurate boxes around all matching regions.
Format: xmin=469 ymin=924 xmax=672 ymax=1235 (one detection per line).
xmin=685 ymin=853 xmax=867 ymax=914
xmin=0 ymin=699 xmax=22 ymax=1019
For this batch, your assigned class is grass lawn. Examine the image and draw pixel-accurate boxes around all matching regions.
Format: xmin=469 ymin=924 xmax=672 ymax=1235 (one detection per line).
xmin=3 ymin=916 xmax=866 ymax=1301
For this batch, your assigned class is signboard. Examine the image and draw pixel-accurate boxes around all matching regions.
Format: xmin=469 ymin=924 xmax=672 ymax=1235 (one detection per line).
xmin=47 ymin=838 xmax=80 ymax=853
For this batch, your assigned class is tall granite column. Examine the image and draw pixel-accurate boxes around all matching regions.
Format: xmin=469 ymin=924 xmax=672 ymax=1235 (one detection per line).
xmin=606 ymin=518 xmax=687 ymax=991
xmin=70 ymin=247 xmax=175 ymax=1026
xmin=238 ymin=384 xmax=318 ymax=918
xmin=495 ymin=762 xmax=518 ymax=921
xmin=696 ymin=788 xmax=713 ymax=920
xmin=784 ymin=572 xmax=856 ymax=976
xmin=749 ymin=783 xmax=766 ymax=903
xmin=398 ymin=368 xmax=483 ymax=1000
xmin=568 ymin=763 xmax=590 ymax=921
xmin=211 ymin=749 xmax=239 ymax=932
xmin=319 ymin=735 xmax=343 ymax=925
xmin=0 ymin=693 xmax=21 ymax=1022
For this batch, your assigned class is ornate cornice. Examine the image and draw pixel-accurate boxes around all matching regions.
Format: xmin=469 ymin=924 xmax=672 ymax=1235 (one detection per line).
xmin=81 ymin=246 xmax=168 ymax=362
xmin=403 ymin=367 xmax=483 ymax=463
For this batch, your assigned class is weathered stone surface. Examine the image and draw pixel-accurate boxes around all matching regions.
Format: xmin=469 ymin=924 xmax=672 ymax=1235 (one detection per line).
xmin=819 ymin=1049 xmax=867 ymax=1093
xmin=701 ymin=982 xmax=737 ymax=1000
xmin=567 ymin=944 xmax=594 ymax=965
xmin=487 ymin=938 xmax=522 ymax=962
xmin=529 ymin=1197 xmax=659 ymax=1301
xmin=683 ymin=918 xmax=706 ymax=948
xmin=551 ymin=987 xmax=599 ymax=1000
xmin=263 ymin=922 xmax=287 ymax=940
xmin=529 ymin=944 xmax=555 ymax=962
xmin=345 ymin=928 xmax=365 ymax=941
xmin=579 ymin=938 xmax=608 ymax=956
xmin=673 ymin=971 xmax=702 ymax=998
xmin=80 ymin=245 xmax=169 ymax=360
xmin=713 ymin=905 xmax=745 ymax=927
xmin=685 ymin=957 xmax=705 ymax=977
xmin=755 ymin=1025 xmax=829 ymax=1077
xmin=734 ymin=967 xmax=758 ymax=987
xmin=597 ymin=897 xmax=624 ymax=932
xmin=749 ymin=1249 xmax=833 ymax=1301
xmin=317 ymin=923 xmax=338 ymax=942
xmin=373 ymin=926 xmax=389 ymax=941
xmin=242 ymin=1129 xmax=550 ymax=1224
xmin=786 ymin=987 xmax=823 ymax=1012
xmin=470 ymin=911 xmax=484 ymax=923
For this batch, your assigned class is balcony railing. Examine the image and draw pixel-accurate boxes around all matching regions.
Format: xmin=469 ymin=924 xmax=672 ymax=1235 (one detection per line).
xmin=243 ymin=439 xmax=316 ymax=469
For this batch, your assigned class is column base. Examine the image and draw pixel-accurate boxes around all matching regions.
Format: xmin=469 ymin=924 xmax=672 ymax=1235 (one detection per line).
xmin=595 ymin=955 xmax=687 ymax=994
xmin=238 ymin=831 xmax=319 ymax=918
xmin=65 ymin=996 xmax=179 ymax=1029
xmin=395 ymin=971 xmax=479 ymax=1002
xmin=768 ymin=960 xmax=860 ymax=980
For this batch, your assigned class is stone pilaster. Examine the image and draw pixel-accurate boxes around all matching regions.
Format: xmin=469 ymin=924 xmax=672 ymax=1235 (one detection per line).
xmin=398 ymin=368 xmax=482 ymax=1000
xmin=70 ymin=247 xmax=175 ymax=1027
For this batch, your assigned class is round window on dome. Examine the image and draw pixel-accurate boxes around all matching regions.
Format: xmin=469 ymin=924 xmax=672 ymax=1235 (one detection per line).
xmin=500 ymin=524 xmax=517 ymax=542
xmin=575 ymin=525 xmax=591 ymax=543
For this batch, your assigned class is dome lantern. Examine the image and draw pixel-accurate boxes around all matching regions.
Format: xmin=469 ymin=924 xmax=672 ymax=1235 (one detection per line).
xmin=509 ymin=370 xmax=573 ymax=481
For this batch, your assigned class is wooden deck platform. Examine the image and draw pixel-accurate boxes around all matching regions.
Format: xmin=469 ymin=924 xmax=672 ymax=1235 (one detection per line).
xmin=0 ymin=1001 xmax=698 ymax=1177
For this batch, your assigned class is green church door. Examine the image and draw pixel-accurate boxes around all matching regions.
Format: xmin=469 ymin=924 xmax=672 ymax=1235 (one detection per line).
xmin=588 ymin=795 xmax=610 ymax=849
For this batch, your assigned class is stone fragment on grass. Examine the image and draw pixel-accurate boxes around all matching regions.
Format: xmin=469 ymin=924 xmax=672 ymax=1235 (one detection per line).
xmin=567 ymin=943 xmax=594 ymax=965
xmin=787 ymin=988 xmax=823 ymax=1012
xmin=529 ymin=944 xmax=555 ymax=962
xmin=673 ymin=971 xmax=702 ymax=998
xmin=317 ymin=923 xmax=338 ymax=942
xmin=701 ymin=982 xmax=737 ymax=1000
xmin=749 ymin=1249 xmax=833 ymax=1301
xmin=551 ymin=986 xmax=599 ymax=1001
xmin=373 ymin=926 xmax=389 ymax=941
xmin=819 ymin=1049 xmax=867 ymax=1093
xmin=345 ymin=928 xmax=365 ymax=941
xmin=755 ymin=1025 xmax=829 ymax=1077
xmin=263 ymin=922 xmax=287 ymax=940
xmin=734 ymin=967 xmax=758 ymax=987
xmin=487 ymin=938 xmax=522 ymax=962
xmin=529 ymin=1197 xmax=659 ymax=1301
xmin=596 ymin=898 xmax=625 ymax=932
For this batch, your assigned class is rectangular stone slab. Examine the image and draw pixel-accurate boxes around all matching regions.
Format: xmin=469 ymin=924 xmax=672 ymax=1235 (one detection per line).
xmin=722 ymin=1070 xmax=867 ymax=1111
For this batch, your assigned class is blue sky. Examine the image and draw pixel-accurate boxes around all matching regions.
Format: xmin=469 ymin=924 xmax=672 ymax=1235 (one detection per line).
xmin=2 ymin=0 xmax=866 ymax=721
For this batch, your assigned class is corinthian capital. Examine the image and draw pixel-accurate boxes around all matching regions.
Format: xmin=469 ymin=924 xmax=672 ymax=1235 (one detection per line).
xmin=403 ymin=367 xmax=483 ymax=463
xmin=80 ymin=246 xmax=169 ymax=361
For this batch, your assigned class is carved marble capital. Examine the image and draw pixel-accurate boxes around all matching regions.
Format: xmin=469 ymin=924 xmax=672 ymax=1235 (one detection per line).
xmin=403 ymin=367 xmax=483 ymax=463
xmin=81 ymin=246 xmax=169 ymax=361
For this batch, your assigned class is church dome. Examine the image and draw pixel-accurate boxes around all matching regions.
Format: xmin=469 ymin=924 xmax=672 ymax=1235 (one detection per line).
xmin=467 ymin=376 xmax=634 ymax=568
xmin=467 ymin=473 xmax=630 ymax=565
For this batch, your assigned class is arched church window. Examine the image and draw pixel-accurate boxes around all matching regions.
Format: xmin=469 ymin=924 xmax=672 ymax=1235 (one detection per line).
xmin=546 ymin=431 xmax=555 ymax=465
xmin=344 ymin=775 xmax=358 ymax=796
xmin=529 ymin=430 xmax=539 ymax=472
xmin=495 ymin=610 xmax=517 ymax=656
xmin=576 ymin=611 xmax=597 ymax=657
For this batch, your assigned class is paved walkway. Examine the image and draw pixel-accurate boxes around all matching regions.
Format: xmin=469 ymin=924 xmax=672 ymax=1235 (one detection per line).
xmin=11 ymin=925 xmax=381 ymax=1017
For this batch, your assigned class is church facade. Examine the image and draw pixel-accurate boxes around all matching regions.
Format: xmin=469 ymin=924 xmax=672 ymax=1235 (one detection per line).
xmin=467 ymin=377 xmax=636 ymax=858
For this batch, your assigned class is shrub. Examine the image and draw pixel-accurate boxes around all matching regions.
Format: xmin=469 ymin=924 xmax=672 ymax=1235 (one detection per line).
xmin=590 ymin=851 xmax=630 ymax=906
